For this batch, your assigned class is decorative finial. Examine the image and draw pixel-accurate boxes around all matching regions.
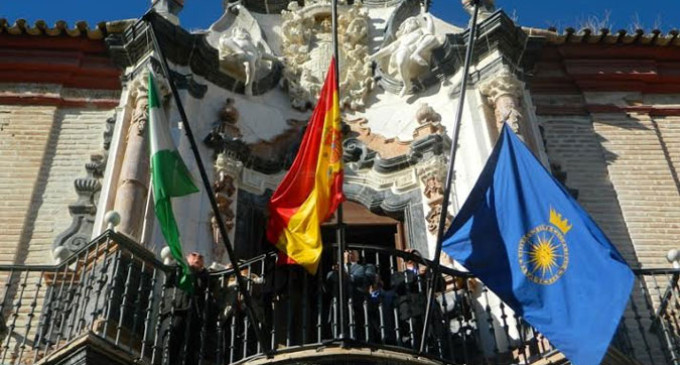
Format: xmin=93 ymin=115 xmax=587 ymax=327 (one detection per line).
xmin=105 ymin=210 xmax=121 ymax=231
xmin=160 ymin=246 xmax=176 ymax=266
xmin=53 ymin=246 xmax=70 ymax=264
xmin=668 ymin=249 xmax=680 ymax=268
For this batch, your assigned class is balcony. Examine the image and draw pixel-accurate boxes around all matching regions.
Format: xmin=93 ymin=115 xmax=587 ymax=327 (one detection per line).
xmin=0 ymin=231 xmax=678 ymax=364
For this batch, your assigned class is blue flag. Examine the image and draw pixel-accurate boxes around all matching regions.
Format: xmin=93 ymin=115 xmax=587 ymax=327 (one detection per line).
xmin=442 ymin=124 xmax=634 ymax=365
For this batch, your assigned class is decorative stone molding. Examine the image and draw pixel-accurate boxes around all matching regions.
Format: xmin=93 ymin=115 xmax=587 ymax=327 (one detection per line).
xmin=479 ymin=69 xmax=524 ymax=133
xmin=280 ymin=1 xmax=372 ymax=110
xmin=414 ymin=103 xmax=445 ymax=138
xmin=370 ymin=14 xmax=441 ymax=97
xmin=211 ymin=152 xmax=243 ymax=262
xmin=53 ymin=116 xmax=116 ymax=257
xmin=417 ymin=159 xmax=451 ymax=235
xmin=344 ymin=103 xmax=446 ymax=171
xmin=346 ymin=118 xmax=412 ymax=159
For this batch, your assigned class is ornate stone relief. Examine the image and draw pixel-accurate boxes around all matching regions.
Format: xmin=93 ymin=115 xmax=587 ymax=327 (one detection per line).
xmin=280 ymin=1 xmax=373 ymax=110
xmin=53 ymin=116 xmax=116 ymax=259
xmin=479 ymin=69 xmax=524 ymax=133
xmin=208 ymin=4 xmax=280 ymax=96
xmin=218 ymin=27 xmax=280 ymax=96
xmin=370 ymin=14 xmax=441 ymax=96
xmin=211 ymin=152 xmax=243 ymax=262
xmin=419 ymin=165 xmax=452 ymax=235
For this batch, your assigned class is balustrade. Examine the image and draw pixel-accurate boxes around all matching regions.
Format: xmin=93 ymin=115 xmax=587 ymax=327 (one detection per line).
xmin=0 ymin=231 xmax=678 ymax=364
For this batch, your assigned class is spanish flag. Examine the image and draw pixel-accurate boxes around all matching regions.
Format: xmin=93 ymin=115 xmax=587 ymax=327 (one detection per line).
xmin=266 ymin=59 xmax=344 ymax=274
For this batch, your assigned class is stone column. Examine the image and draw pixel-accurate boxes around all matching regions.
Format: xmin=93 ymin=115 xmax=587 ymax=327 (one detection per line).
xmin=479 ymin=69 xmax=524 ymax=135
xmin=113 ymin=75 xmax=151 ymax=240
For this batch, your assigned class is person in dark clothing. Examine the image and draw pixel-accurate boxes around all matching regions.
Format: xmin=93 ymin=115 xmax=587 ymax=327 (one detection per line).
xmin=344 ymin=250 xmax=377 ymax=341
xmin=390 ymin=249 xmax=445 ymax=350
xmin=367 ymin=276 xmax=396 ymax=344
xmin=164 ymin=251 xmax=211 ymax=365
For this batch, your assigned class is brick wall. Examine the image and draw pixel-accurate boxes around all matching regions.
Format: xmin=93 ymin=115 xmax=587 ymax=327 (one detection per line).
xmin=538 ymin=116 xmax=640 ymax=267
xmin=0 ymin=105 xmax=113 ymax=265
xmin=593 ymin=113 xmax=680 ymax=269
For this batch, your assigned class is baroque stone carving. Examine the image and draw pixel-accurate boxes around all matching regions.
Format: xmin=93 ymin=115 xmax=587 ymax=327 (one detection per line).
xmin=370 ymin=14 xmax=441 ymax=96
xmin=479 ymin=69 xmax=524 ymax=133
xmin=214 ymin=98 xmax=243 ymax=139
xmin=211 ymin=152 xmax=243 ymax=262
xmin=280 ymin=1 xmax=373 ymax=110
xmin=218 ymin=27 xmax=279 ymax=96
xmin=207 ymin=4 xmax=279 ymax=96
xmin=420 ymin=171 xmax=452 ymax=234
xmin=53 ymin=115 xmax=116 ymax=257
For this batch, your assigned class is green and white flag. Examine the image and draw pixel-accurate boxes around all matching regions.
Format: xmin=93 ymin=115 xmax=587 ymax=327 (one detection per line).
xmin=148 ymin=72 xmax=199 ymax=292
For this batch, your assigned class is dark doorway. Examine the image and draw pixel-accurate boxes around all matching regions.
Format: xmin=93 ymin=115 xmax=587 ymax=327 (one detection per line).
xmin=321 ymin=201 xmax=404 ymax=249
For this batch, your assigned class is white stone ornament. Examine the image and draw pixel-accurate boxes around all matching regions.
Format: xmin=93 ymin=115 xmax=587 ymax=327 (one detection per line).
xmin=208 ymin=4 xmax=279 ymax=96
xmin=280 ymin=1 xmax=372 ymax=110
xmin=370 ymin=14 xmax=440 ymax=97
xmin=218 ymin=27 xmax=279 ymax=96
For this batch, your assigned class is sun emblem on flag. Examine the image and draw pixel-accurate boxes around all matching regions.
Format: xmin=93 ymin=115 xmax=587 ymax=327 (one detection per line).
xmin=518 ymin=208 xmax=571 ymax=285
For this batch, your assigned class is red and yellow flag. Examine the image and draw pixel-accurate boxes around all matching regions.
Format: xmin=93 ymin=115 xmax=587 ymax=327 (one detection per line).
xmin=266 ymin=59 xmax=344 ymax=274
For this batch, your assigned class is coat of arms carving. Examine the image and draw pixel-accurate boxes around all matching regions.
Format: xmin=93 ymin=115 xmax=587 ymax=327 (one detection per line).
xmin=280 ymin=0 xmax=373 ymax=110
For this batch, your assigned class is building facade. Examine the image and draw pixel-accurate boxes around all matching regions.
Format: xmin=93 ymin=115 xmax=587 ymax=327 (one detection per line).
xmin=1 ymin=0 xmax=680 ymax=364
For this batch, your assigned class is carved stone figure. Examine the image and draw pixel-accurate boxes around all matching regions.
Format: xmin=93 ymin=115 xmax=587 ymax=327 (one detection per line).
xmin=280 ymin=1 xmax=372 ymax=110
xmin=479 ymin=69 xmax=524 ymax=133
xmin=371 ymin=14 xmax=440 ymax=96
xmin=218 ymin=27 xmax=279 ymax=96
xmin=415 ymin=103 xmax=442 ymax=125
xmin=210 ymin=153 xmax=243 ymax=262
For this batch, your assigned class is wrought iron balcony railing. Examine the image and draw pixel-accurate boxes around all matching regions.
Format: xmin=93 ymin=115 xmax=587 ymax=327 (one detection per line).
xmin=0 ymin=230 xmax=678 ymax=364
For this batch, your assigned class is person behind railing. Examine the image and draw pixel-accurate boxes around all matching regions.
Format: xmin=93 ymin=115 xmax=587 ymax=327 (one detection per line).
xmin=345 ymin=249 xmax=377 ymax=341
xmin=390 ymin=248 xmax=445 ymax=350
xmin=215 ymin=262 xmax=265 ymax=360
xmin=163 ymin=251 xmax=211 ymax=365
xmin=367 ymin=275 xmax=396 ymax=344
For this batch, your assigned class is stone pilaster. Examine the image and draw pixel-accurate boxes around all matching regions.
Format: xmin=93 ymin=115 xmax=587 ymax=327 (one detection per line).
xmin=112 ymin=74 xmax=153 ymax=240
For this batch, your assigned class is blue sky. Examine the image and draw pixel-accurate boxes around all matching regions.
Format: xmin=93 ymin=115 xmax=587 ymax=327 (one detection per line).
xmin=1 ymin=1 xmax=678 ymax=33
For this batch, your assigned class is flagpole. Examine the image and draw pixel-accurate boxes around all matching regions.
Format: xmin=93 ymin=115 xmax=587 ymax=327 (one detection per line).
xmin=143 ymin=12 xmax=269 ymax=353
xmin=330 ymin=0 xmax=348 ymax=343
xmin=419 ymin=0 xmax=480 ymax=353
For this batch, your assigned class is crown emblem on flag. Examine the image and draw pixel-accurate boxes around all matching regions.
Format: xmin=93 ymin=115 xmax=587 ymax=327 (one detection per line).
xmin=549 ymin=208 xmax=572 ymax=234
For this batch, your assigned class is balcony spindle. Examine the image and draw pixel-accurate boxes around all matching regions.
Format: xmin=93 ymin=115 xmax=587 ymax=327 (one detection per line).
xmin=91 ymin=239 xmax=113 ymax=334
xmin=101 ymin=249 xmax=123 ymax=337
xmin=1 ymin=270 xmax=28 ymax=364
xmin=65 ymin=249 xmax=90 ymax=342
xmin=129 ymin=261 xmax=147 ymax=351
xmin=481 ymin=284 xmax=500 ymax=364
xmin=17 ymin=271 xmax=43 ymax=362
xmin=115 ymin=253 xmax=135 ymax=346
xmin=76 ymin=238 xmax=102 ymax=335
xmin=139 ymin=266 xmax=158 ymax=361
